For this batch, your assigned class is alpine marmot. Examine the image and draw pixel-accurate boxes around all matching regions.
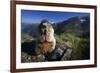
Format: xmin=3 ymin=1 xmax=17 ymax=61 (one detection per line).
xmin=35 ymin=20 xmax=56 ymax=56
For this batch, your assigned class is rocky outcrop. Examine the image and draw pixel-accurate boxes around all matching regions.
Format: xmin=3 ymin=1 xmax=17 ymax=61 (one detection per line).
xmin=21 ymin=41 xmax=73 ymax=62
xmin=61 ymin=49 xmax=72 ymax=61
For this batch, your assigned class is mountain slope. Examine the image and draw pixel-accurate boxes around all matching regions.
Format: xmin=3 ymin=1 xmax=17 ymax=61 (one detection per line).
xmin=55 ymin=16 xmax=90 ymax=35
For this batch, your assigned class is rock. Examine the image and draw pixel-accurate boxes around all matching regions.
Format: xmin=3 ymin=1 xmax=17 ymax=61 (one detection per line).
xmin=56 ymin=41 xmax=67 ymax=50
xmin=61 ymin=48 xmax=72 ymax=61
xmin=21 ymin=40 xmax=73 ymax=62
xmin=32 ymin=54 xmax=45 ymax=62
xmin=21 ymin=52 xmax=46 ymax=62
xmin=45 ymin=48 xmax=64 ymax=61
xmin=21 ymin=40 xmax=36 ymax=55
xmin=21 ymin=52 xmax=32 ymax=62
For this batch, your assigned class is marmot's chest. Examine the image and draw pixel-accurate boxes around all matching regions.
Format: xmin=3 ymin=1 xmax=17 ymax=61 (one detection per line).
xmin=38 ymin=41 xmax=53 ymax=55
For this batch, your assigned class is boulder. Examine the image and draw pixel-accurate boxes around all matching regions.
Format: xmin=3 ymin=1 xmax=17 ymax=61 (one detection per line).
xmin=32 ymin=54 xmax=45 ymax=62
xmin=21 ymin=52 xmax=32 ymax=62
xmin=45 ymin=48 xmax=64 ymax=61
xmin=61 ymin=48 xmax=72 ymax=61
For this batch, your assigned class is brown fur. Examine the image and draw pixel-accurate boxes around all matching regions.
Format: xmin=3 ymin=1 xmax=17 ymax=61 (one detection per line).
xmin=36 ymin=42 xmax=54 ymax=55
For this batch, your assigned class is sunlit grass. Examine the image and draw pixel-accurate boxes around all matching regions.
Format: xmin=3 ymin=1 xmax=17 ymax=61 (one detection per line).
xmin=55 ymin=33 xmax=90 ymax=60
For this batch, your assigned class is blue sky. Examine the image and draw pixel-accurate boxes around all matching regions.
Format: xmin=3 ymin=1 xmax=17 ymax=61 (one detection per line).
xmin=21 ymin=9 xmax=89 ymax=23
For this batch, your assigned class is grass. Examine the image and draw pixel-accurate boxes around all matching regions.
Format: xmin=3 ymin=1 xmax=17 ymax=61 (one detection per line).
xmin=21 ymin=33 xmax=34 ymax=42
xmin=55 ymin=33 xmax=90 ymax=60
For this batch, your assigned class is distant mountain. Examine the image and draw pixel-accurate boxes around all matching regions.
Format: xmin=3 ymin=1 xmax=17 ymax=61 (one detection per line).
xmin=55 ymin=16 xmax=90 ymax=35
xmin=21 ymin=23 xmax=39 ymax=38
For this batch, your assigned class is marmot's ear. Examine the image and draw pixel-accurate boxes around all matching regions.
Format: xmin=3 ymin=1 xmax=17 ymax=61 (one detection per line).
xmin=41 ymin=19 xmax=49 ymax=24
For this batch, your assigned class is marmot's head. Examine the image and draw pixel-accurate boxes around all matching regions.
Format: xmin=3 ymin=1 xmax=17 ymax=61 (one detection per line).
xmin=38 ymin=20 xmax=54 ymax=42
